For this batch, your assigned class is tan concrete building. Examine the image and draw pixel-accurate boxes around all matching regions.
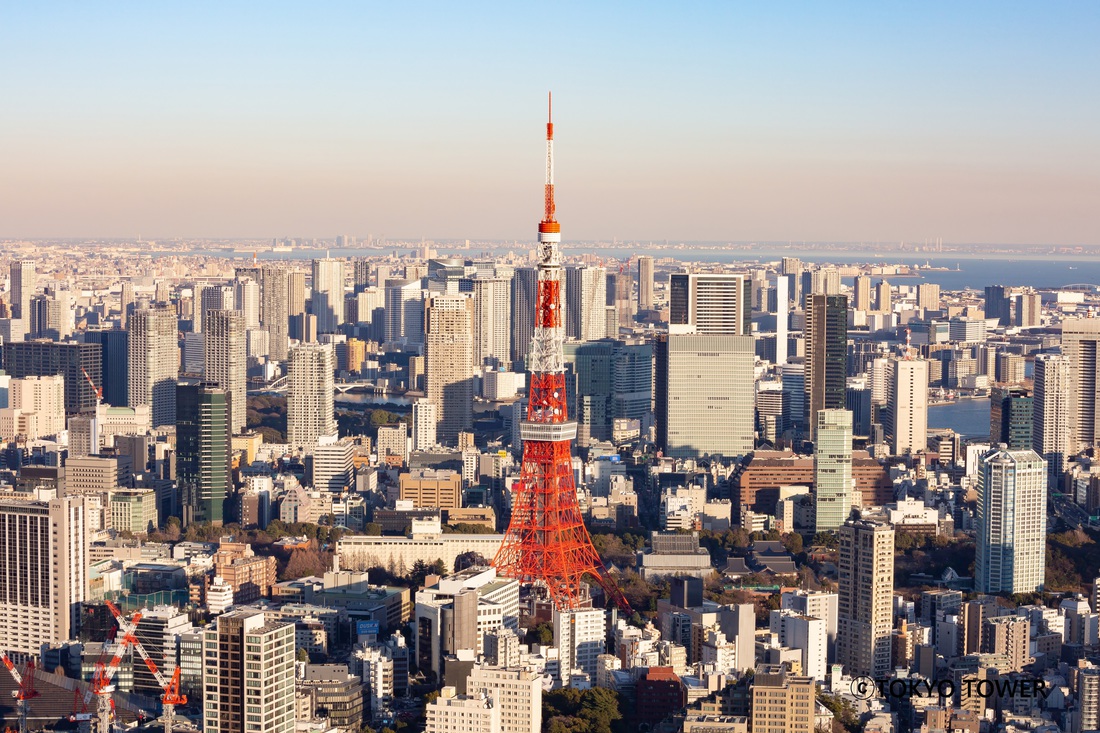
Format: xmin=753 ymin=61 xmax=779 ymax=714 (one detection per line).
xmin=399 ymin=469 xmax=461 ymax=510
xmin=424 ymin=294 xmax=474 ymax=445
xmin=837 ymin=516 xmax=895 ymax=679
xmin=749 ymin=664 xmax=815 ymax=733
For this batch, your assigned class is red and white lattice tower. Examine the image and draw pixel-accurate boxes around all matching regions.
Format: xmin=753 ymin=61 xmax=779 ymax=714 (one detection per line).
xmin=492 ymin=95 xmax=629 ymax=611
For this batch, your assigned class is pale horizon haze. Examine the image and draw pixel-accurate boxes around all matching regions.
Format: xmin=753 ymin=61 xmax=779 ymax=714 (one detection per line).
xmin=1 ymin=3 xmax=1098 ymax=245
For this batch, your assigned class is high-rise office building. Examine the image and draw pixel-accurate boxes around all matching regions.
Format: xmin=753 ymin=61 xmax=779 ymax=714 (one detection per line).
xmin=177 ymin=382 xmax=231 ymax=526
xmin=837 ymin=516 xmax=895 ymax=679
xmin=975 ymin=447 xmax=1047 ymax=594
xmin=1033 ymin=353 xmax=1073 ymax=484
xmin=466 ymin=275 xmax=511 ymax=369
xmin=853 ymin=275 xmax=872 ymax=312
xmin=353 ymin=259 xmax=372 ymax=294
xmin=261 ymin=265 xmax=290 ymax=361
xmin=606 ymin=270 xmax=634 ymax=329
xmin=0 ymin=495 xmax=87 ymax=656
xmin=424 ymin=294 xmax=474 ymax=445
xmin=805 ymin=294 xmax=848 ymax=437
xmin=202 ymin=609 xmax=295 ymax=733
xmin=234 ymin=277 xmax=261 ymax=329
xmin=814 ymin=410 xmax=853 ymax=533
xmin=984 ymin=285 xmax=1012 ymax=326
xmin=204 ymin=310 xmax=246 ymax=434
xmin=1 ymin=340 xmax=102 ymax=415
xmin=875 ymin=280 xmax=892 ymax=313
xmin=554 ymin=608 xmax=606 ymax=686
xmin=989 ymin=385 xmax=1033 ymax=450
xmin=83 ymin=330 xmax=128 ymax=407
xmin=287 ymin=344 xmax=336 ymax=448
xmin=197 ymin=284 xmax=234 ymax=333
xmin=885 ymin=357 xmax=929 ymax=456
xmin=565 ymin=265 xmax=607 ymax=342
xmin=120 ymin=281 xmax=135 ymax=327
xmin=10 ymin=260 xmax=35 ymax=321
xmin=772 ymin=275 xmax=790 ymax=366
xmin=1016 ymin=291 xmax=1042 ymax=328
xmin=412 ymin=399 xmax=438 ymax=450
xmin=129 ymin=307 xmax=179 ymax=427
xmin=917 ymin=283 xmax=941 ymax=311
xmin=1061 ymin=318 xmax=1100 ymax=451
xmin=655 ymin=334 xmax=754 ymax=458
xmin=510 ymin=267 xmax=538 ymax=368
xmin=637 ymin=255 xmax=654 ymax=311
xmin=384 ymin=278 xmax=425 ymax=345
xmin=668 ymin=273 xmax=751 ymax=336
xmin=311 ymin=258 xmax=346 ymax=333
xmin=287 ymin=269 xmax=306 ymax=319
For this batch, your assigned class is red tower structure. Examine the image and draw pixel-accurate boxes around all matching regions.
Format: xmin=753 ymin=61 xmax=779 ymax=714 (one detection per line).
xmin=492 ymin=95 xmax=629 ymax=611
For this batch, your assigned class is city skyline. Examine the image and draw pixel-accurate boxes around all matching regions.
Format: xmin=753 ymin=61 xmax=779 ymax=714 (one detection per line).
xmin=2 ymin=3 xmax=1098 ymax=244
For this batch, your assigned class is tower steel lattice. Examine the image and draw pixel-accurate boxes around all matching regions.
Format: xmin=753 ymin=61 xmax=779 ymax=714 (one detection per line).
xmin=492 ymin=95 xmax=629 ymax=611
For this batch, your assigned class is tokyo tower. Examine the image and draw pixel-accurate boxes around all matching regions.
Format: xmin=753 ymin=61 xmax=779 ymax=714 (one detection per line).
xmin=492 ymin=95 xmax=629 ymax=611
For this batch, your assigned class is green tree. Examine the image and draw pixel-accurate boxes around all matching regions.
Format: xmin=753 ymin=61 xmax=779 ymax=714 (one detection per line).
xmin=297 ymin=647 xmax=309 ymax=662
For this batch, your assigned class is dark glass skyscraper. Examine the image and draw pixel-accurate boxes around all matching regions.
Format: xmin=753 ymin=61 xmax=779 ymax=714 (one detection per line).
xmin=510 ymin=267 xmax=538 ymax=369
xmin=805 ymin=294 xmax=848 ymax=438
xmin=984 ymin=285 xmax=1012 ymax=326
xmin=82 ymin=329 xmax=128 ymax=407
xmin=990 ymin=385 xmax=1033 ymax=450
xmin=176 ymin=382 xmax=231 ymax=526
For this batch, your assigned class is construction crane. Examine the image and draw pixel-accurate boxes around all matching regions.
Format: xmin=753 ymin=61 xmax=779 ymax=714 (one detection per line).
xmin=106 ymin=602 xmax=186 ymax=733
xmin=81 ymin=367 xmax=104 ymax=405
xmin=71 ymin=604 xmax=144 ymax=733
xmin=1 ymin=652 xmax=40 ymax=733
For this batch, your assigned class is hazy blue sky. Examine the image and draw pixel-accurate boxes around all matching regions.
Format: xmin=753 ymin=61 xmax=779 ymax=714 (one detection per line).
xmin=1 ymin=2 xmax=1097 ymax=244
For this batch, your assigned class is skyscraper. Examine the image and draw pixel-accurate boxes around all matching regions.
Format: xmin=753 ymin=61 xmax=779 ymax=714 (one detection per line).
xmin=465 ymin=275 xmax=512 ymax=370
xmin=287 ymin=344 xmax=336 ymax=448
xmin=353 ymin=258 xmax=372 ymax=294
xmin=510 ymin=267 xmax=539 ymax=369
xmin=837 ymin=516 xmax=894 ymax=679
xmin=637 ymin=255 xmax=654 ymax=311
xmin=202 ymin=609 xmax=295 ymax=733
xmin=989 ymin=385 xmax=1033 ymax=450
xmin=852 ymin=275 xmax=872 ymax=312
xmin=805 ymin=294 xmax=848 ymax=438
xmin=814 ymin=410 xmax=853 ymax=533
xmin=234 ymin=277 xmax=261 ymax=329
xmin=655 ymin=334 xmax=754 ymax=458
xmin=975 ymin=447 xmax=1047 ymax=594
xmin=311 ymin=258 xmax=346 ymax=333
xmin=0 ymin=495 xmax=87 ymax=656
xmin=261 ymin=265 xmax=290 ymax=361
xmin=177 ymin=382 xmax=231 ymax=526
xmin=204 ymin=309 xmax=246 ymax=434
xmin=1033 ymin=353 xmax=1073 ymax=484
xmin=197 ymin=284 xmax=234 ymax=333
xmin=917 ymin=283 xmax=941 ymax=312
xmin=875 ymin=279 xmax=892 ymax=313
xmin=772 ymin=275 xmax=789 ymax=366
xmin=10 ymin=259 xmax=35 ymax=321
xmin=565 ymin=265 xmax=607 ymax=341
xmin=424 ymin=294 xmax=475 ymax=445
xmin=384 ymin=278 xmax=425 ymax=345
xmin=668 ymin=273 xmax=751 ymax=336
xmin=1061 ymin=318 xmax=1100 ymax=451
xmin=83 ymin=329 xmax=128 ymax=407
xmin=129 ymin=307 xmax=179 ymax=427
xmin=885 ymin=357 xmax=929 ymax=456
xmin=984 ymin=285 xmax=1012 ymax=326
xmin=606 ymin=270 xmax=634 ymax=328
xmin=287 ymin=269 xmax=307 ymax=319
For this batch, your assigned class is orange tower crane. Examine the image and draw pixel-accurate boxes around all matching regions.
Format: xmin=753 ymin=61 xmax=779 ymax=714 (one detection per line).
xmin=106 ymin=602 xmax=186 ymax=733
xmin=1 ymin=652 xmax=40 ymax=733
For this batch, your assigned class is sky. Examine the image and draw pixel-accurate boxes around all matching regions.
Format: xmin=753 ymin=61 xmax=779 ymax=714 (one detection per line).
xmin=1 ymin=2 xmax=1098 ymax=245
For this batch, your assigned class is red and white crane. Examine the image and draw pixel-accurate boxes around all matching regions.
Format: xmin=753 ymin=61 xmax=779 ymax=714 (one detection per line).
xmin=71 ymin=604 xmax=145 ymax=733
xmin=1 ymin=651 xmax=40 ymax=733
xmin=106 ymin=602 xmax=187 ymax=733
